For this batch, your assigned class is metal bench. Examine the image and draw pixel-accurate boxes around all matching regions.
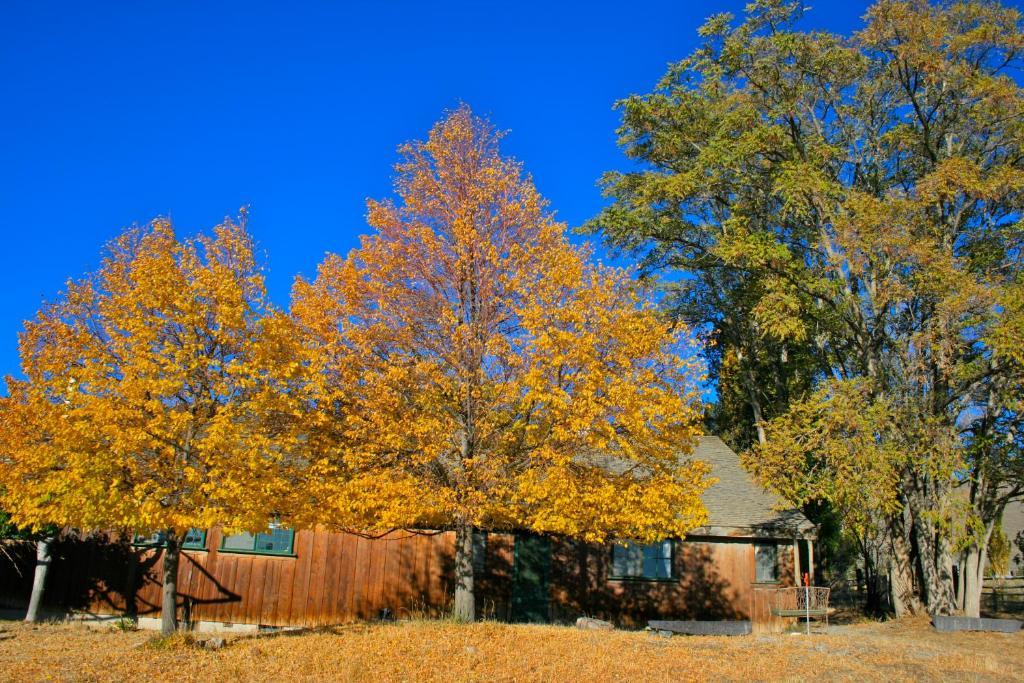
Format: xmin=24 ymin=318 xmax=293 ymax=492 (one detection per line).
xmin=769 ymin=586 xmax=830 ymax=633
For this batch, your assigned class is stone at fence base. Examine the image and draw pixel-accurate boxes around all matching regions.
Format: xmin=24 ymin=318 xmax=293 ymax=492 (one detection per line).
xmin=575 ymin=617 xmax=614 ymax=631
xmin=932 ymin=615 xmax=1022 ymax=633
xmin=647 ymin=620 xmax=752 ymax=636
xmin=199 ymin=636 xmax=226 ymax=650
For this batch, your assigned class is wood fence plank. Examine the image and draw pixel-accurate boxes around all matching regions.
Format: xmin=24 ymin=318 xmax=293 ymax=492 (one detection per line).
xmin=273 ymin=554 xmax=294 ymax=627
xmin=320 ymin=531 xmax=343 ymax=625
xmin=381 ymin=534 xmax=398 ymax=614
xmin=367 ymin=534 xmax=388 ymax=616
xmin=335 ymin=532 xmax=357 ymax=622
xmin=195 ymin=545 xmax=219 ymax=624
xmin=181 ymin=551 xmax=201 ymax=624
xmin=260 ymin=559 xmax=279 ymax=626
xmin=304 ymin=529 xmax=329 ymax=625
xmin=246 ymin=558 xmax=267 ymax=625
xmin=230 ymin=556 xmax=253 ymax=624
xmin=390 ymin=534 xmax=410 ymax=612
xmin=214 ymin=555 xmax=239 ymax=623
xmin=413 ymin=532 xmax=431 ymax=611
xmin=351 ymin=535 xmax=371 ymax=619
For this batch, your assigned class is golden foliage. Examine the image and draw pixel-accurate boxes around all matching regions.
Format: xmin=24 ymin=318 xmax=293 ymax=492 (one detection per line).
xmin=288 ymin=106 xmax=710 ymax=542
xmin=0 ymin=215 xmax=295 ymax=537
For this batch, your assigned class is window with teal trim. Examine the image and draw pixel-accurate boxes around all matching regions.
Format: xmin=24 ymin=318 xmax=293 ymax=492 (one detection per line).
xmin=610 ymin=540 xmax=674 ymax=580
xmin=183 ymin=528 xmax=207 ymax=549
xmin=220 ymin=528 xmax=295 ymax=555
xmin=132 ymin=529 xmax=207 ymax=550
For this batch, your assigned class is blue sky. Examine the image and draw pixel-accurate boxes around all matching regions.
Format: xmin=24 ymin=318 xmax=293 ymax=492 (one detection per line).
xmin=0 ymin=1 xmax=882 ymax=379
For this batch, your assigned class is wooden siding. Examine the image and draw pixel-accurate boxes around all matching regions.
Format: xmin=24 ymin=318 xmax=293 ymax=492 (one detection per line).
xmin=1 ymin=529 xmax=797 ymax=630
xmin=0 ymin=528 xmax=455 ymax=626
xmin=548 ymin=536 xmax=796 ymax=630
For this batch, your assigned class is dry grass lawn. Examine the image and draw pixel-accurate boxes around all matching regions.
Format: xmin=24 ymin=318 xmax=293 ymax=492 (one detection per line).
xmin=0 ymin=616 xmax=1021 ymax=682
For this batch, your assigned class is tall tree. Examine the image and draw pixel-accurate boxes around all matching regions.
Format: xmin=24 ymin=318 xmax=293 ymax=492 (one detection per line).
xmin=289 ymin=106 xmax=710 ymax=621
xmin=588 ymin=0 xmax=1024 ymax=616
xmin=0 ymin=216 xmax=295 ymax=635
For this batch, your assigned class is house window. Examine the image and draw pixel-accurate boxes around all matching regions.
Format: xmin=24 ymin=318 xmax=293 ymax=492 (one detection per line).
xmin=755 ymin=543 xmax=779 ymax=583
xmin=220 ymin=528 xmax=295 ymax=556
xmin=611 ymin=540 xmax=674 ymax=580
xmin=183 ymin=528 xmax=207 ymax=549
xmin=133 ymin=529 xmax=207 ymax=550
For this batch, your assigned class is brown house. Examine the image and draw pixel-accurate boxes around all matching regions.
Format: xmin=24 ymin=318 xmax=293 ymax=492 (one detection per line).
xmin=0 ymin=437 xmax=813 ymax=631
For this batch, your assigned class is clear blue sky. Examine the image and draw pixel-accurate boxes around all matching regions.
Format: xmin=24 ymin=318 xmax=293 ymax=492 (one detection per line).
xmin=0 ymin=1 xmax=881 ymax=379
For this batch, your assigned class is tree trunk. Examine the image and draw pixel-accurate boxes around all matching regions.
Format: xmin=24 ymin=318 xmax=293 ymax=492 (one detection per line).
xmin=160 ymin=532 xmax=182 ymax=637
xmin=961 ymin=547 xmax=984 ymax=618
xmin=888 ymin=514 xmax=923 ymax=617
xmin=960 ymin=521 xmax=994 ymax=618
xmin=744 ymin=362 xmax=767 ymax=446
xmin=24 ymin=536 xmax=53 ymax=623
xmin=955 ymin=555 xmax=965 ymax=613
xmin=858 ymin=536 xmax=883 ymax=616
xmin=906 ymin=486 xmax=956 ymax=615
xmin=453 ymin=523 xmax=475 ymax=622
xmin=929 ymin=533 xmax=957 ymax=615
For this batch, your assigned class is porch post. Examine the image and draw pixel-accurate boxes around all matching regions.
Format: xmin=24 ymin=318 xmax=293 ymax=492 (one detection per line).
xmin=793 ymin=538 xmax=802 ymax=586
xmin=806 ymin=539 xmax=814 ymax=585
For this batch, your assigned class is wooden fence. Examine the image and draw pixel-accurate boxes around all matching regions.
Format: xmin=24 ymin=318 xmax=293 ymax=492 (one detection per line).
xmin=0 ymin=528 xmax=471 ymax=626
xmin=983 ymin=577 xmax=1024 ymax=616
xmin=1 ymin=529 xmax=796 ymax=630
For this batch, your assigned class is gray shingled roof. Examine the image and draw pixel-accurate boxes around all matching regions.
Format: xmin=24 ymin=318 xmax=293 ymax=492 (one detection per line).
xmin=587 ymin=435 xmax=814 ymax=539
xmin=689 ymin=436 xmax=814 ymax=539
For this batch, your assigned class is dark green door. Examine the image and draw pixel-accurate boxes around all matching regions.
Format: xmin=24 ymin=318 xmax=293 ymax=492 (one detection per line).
xmin=511 ymin=534 xmax=551 ymax=623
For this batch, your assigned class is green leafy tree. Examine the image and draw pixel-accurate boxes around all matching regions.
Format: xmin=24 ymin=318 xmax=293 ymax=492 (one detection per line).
xmin=588 ymin=0 xmax=1024 ymax=616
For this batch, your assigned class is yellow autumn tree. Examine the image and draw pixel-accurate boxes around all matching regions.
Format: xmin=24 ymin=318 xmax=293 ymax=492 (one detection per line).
xmin=290 ymin=106 xmax=710 ymax=620
xmin=0 ymin=215 xmax=298 ymax=635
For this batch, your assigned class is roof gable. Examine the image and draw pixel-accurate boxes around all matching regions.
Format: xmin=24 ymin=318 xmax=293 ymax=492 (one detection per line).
xmin=689 ymin=436 xmax=814 ymax=538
